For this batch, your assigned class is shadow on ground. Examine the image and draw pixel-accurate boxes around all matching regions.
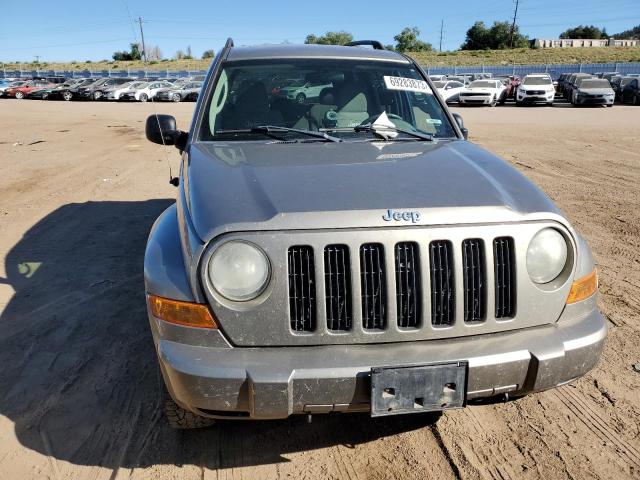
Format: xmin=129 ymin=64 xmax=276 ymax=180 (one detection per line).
xmin=0 ymin=200 xmax=439 ymax=471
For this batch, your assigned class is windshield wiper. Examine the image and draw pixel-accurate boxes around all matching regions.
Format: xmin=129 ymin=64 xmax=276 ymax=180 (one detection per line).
xmin=353 ymin=123 xmax=433 ymax=142
xmin=216 ymin=125 xmax=341 ymax=142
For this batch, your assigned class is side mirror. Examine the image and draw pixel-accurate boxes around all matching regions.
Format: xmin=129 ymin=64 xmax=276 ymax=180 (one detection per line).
xmin=452 ymin=113 xmax=469 ymax=140
xmin=145 ymin=114 xmax=188 ymax=150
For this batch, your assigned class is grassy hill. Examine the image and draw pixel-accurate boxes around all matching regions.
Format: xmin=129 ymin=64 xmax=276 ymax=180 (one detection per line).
xmin=4 ymin=46 xmax=639 ymax=72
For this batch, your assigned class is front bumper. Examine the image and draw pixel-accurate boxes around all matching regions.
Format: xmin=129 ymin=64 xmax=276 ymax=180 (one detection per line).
xmin=459 ymin=95 xmax=492 ymax=105
xmin=575 ymin=96 xmax=614 ymax=105
xmin=151 ymin=299 xmax=606 ymax=420
xmin=517 ymin=91 xmax=555 ymax=103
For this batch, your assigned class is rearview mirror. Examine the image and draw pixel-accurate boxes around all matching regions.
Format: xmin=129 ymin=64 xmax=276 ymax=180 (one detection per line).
xmin=452 ymin=113 xmax=469 ymax=140
xmin=145 ymin=114 xmax=188 ymax=150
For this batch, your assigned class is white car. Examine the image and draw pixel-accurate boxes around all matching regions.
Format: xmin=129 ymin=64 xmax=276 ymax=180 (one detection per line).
xmin=433 ymin=80 xmax=465 ymax=104
xmin=105 ymin=81 xmax=147 ymax=100
xmin=516 ymin=74 xmax=555 ymax=106
xmin=429 ymin=74 xmax=446 ymax=82
xmin=277 ymin=80 xmax=333 ymax=103
xmin=458 ymin=79 xmax=507 ymax=106
xmin=133 ymin=81 xmax=175 ymax=102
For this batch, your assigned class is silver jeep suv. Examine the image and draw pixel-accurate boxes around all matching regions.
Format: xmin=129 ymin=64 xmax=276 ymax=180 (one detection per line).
xmin=144 ymin=38 xmax=605 ymax=428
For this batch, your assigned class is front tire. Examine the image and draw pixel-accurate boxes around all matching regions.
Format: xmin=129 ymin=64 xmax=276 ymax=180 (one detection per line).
xmin=139 ymin=93 xmax=148 ymax=102
xmin=42 ymin=92 xmax=49 ymax=100
xmin=171 ymin=93 xmax=181 ymax=102
xmin=164 ymin=398 xmax=216 ymax=429
xmin=62 ymin=91 xmax=73 ymax=101
xmin=92 ymin=91 xmax=102 ymax=100
xmin=295 ymin=92 xmax=306 ymax=104
xmin=15 ymin=91 xmax=24 ymax=99
xmin=490 ymin=95 xmax=497 ymax=107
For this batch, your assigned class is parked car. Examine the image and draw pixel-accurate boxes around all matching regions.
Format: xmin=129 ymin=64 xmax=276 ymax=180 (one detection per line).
xmin=141 ymin=39 xmax=605 ymax=427
xmin=516 ymin=74 xmax=555 ymax=106
xmin=3 ymin=80 xmax=54 ymax=99
xmin=602 ymin=72 xmax=620 ymax=83
xmin=496 ymin=75 xmax=521 ymax=98
xmin=77 ymin=77 xmax=132 ymax=100
xmin=429 ymin=75 xmax=446 ymax=82
xmin=277 ymin=79 xmax=333 ymax=103
xmin=0 ymin=80 xmax=28 ymax=96
xmin=433 ymin=80 xmax=465 ymax=104
xmin=570 ymin=78 xmax=615 ymax=106
xmin=555 ymin=73 xmax=573 ymax=96
xmin=611 ymin=76 xmax=635 ymax=102
xmin=26 ymin=78 xmax=85 ymax=99
xmin=619 ymin=77 xmax=639 ymax=105
xmin=55 ymin=78 xmax=98 ymax=101
xmin=564 ymin=73 xmax=593 ymax=100
xmin=459 ymin=79 xmax=507 ymax=106
xmin=155 ymin=81 xmax=203 ymax=102
xmin=128 ymin=80 xmax=175 ymax=102
xmin=445 ymin=75 xmax=471 ymax=86
xmin=104 ymin=81 xmax=147 ymax=100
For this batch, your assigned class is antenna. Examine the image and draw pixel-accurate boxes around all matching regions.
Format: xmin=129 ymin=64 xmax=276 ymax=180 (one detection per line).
xmin=439 ymin=20 xmax=444 ymax=52
xmin=509 ymin=0 xmax=520 ymax=49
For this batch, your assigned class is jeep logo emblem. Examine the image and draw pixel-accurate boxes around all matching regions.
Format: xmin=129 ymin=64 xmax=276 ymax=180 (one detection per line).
xmin=382 ymin=209 xmax=421 ymax=223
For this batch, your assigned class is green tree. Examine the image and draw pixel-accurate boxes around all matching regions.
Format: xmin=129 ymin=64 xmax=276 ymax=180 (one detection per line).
xmin=394 ymin=27 xmax=432 ymax=52
xmin=202 ymin=49 xmax=216 ymax=59
xmin=304 ymin=31 xmax=353 ymax=45
xmin=112 ymin=43 xmax=142 ymax=61
xmin=612 ymin=24 xmax=640 ymax=39
xmin=559 ymin=25 xmax=609 ymax=39
xmin=461 ymin=21 xmax=529 ymax=50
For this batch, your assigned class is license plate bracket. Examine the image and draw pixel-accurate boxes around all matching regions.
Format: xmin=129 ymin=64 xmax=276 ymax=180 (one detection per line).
xmin=371 ymin=362 xmax=467 ymax=417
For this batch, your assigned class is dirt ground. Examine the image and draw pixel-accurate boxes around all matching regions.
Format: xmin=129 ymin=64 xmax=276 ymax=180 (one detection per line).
xmin=0 ymin=98 xmax=638 ymax=480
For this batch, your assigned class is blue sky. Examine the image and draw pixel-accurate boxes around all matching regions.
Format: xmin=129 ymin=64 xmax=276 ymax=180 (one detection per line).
xmin=1 ymin=0 xmax=639 ymax=62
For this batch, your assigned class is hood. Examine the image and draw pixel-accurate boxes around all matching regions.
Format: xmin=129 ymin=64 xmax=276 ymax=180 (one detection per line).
xmin=464 ymin=87 xmax=497 ymax=93
xmin=579 ymin=87 xmax=614 ymax=94
xmin=186 ymin=140 xmax=561 ymax=242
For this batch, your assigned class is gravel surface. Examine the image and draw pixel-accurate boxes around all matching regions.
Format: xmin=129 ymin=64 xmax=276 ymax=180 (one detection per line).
xmin=0 ymin=99 xmax=638 ymax=480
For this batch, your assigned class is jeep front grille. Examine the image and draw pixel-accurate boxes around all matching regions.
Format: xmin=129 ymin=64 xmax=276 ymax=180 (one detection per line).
xmin=462 ymin=239 xmax=485 ymax=323
xmin=493 ymin=237 xmax=516 ymax=319
xmin=324 ymin=244 xmax=352 ymax=331
xmin=395 ymin=242 xmax=421 ymax=328
xmin=288 ymin=245 xmax=316 ymax=332
xmin=360 ymin=243 xmax=387 ymax=330
xmin=429 ymin=240 xmax=455 ymax=327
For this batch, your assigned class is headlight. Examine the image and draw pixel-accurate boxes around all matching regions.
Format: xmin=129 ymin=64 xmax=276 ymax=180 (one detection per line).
xmin=526 ymin=228 xmax=568 ymax=284
xmin=208 ymin=241 xmax=270 ymax=301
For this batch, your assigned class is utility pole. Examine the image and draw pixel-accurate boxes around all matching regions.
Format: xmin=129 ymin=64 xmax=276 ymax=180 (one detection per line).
xmin=439 ymin=19 xmax=444 ymax=52
xmin=509 ymin=0 xmax=520 ymax=49
xmin=34 ymin=55 xmax=40 ymax=64
xmin=137 ymin=17 xmax=147 ymax=63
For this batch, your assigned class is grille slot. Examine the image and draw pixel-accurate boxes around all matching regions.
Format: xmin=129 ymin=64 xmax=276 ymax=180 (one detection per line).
xmin=360 ymin=243 xmax=387 ymax=330
xmin=494 ymin=237 xmax=516 ymax=319
xmin=462 ymin=239 xmax=486 ymax=323
xmin=288 ymin=246 xmax=316 ymax=332
xmin=430 ymin=240 xmax=455 ymax=326
xmin=324 ymin=245 xmax=352 ymax=331
xmin=395 ymin=242 xmax=421 ymax=328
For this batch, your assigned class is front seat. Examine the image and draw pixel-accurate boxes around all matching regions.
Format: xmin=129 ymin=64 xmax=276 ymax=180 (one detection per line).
xmin=293 ymin=87 xmax=337 ymax=130
xmin=333 ymin=82 xmax=370 ymax=128
xmin=221 ymin=81 xmax=282 ymax=130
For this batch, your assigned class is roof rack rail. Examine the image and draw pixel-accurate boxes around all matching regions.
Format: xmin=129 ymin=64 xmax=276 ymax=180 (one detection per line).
xmin=346 ymin=40 xmax=385 ymax=50
xmin=224 ymin=37 xmax=234 ymax=49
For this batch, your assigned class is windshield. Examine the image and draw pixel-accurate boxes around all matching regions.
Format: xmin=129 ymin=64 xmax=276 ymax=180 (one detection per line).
xmin=580 ymin=80 xmax=611 ymax=89
xmin=468 ymin=81 xmax=495 ymax=88
xmin=523 ymin=76 xmax=552 ymax=85
xmin=200 ymin=59 xmax=456 ymax=141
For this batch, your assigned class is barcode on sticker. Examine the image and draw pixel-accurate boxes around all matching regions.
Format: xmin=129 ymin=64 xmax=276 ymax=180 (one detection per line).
xmin=384 ymin=76 xmax=431 ymax=93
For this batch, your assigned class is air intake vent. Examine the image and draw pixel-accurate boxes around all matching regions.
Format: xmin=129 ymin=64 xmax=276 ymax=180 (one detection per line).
xmin=324 ymin=245 xmax=352 ymax=331
xmin=430 ymin=240 xmax=455 ymax=326
xmin=395 ymin=242 xmax=421 ymax=328
xmin=288 ymin=246 xmax=316 ymax=332
xmin=494 ymin=237 xmax=516 ymax=319
xmin=462 ymin=239 xmax=486 ymax=323
xmin=360 ymin=243 xmax=387 ymax=330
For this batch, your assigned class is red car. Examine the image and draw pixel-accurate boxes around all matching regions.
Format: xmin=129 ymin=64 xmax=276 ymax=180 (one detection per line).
xmin=4 ymin=80 xmax=54 ymax=99
xmin=497 ymin=75 xmax=521 ymax=98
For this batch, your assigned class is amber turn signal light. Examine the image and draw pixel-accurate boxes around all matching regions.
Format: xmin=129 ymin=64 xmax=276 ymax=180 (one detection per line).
xmin=147 ymin=294 xmax=218 ymax=329
xmin=566 ymin=270 xmax=598 ymax=304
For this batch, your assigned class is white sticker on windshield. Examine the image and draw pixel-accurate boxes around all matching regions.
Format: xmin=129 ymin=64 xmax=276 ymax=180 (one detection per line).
xmin=383 ymin=76 xmax=431 ymax=93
